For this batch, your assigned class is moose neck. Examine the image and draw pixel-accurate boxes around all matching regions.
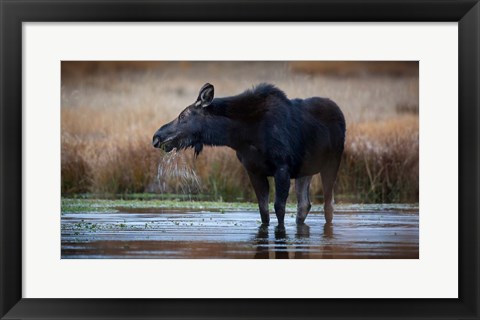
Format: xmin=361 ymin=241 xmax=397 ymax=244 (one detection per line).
xmin=200 ymin=96 xmax=265 ymax=151
xmin=201 ymin=115 xmax=239 ymax=149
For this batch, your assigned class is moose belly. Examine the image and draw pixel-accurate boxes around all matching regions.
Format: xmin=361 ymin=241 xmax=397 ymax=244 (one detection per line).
xmin=235 ymin=147 xmax=324 ymax=178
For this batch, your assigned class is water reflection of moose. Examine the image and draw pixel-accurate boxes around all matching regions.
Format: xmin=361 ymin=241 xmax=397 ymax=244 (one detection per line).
xmin=153 ymin=83 xmax=346 ymax=225
xmin=254 ymin=223 xmax=334 ymax=259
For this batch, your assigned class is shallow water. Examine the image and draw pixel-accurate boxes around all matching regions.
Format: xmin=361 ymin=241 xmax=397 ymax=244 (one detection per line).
xmin=61 ymin=208 xmax=418 ymax=259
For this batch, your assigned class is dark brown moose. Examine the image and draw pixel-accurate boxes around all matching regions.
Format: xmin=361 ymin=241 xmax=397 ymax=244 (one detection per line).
xmin=153 ymin=83 xmax=345 ymax=225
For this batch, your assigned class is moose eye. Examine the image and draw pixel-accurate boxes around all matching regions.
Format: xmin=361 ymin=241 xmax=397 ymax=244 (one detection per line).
xmin=179 ymin=113 xmax=186 ymax=120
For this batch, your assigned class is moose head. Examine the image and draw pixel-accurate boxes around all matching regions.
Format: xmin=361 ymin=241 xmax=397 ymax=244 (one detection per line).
xmin=152 ymin=83 xmax=214 ymax=156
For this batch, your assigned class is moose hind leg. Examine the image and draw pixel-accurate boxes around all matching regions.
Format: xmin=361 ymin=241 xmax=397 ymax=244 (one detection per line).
xmin=320 ymin=160 xmax=341 ymax=223
xmin=295 ymin=176 xmax=312 ymax=224
xmin=247 ymin=172 xmax=270 ymax=225
xmin=274 ymin=166 xmax=291 ymax=225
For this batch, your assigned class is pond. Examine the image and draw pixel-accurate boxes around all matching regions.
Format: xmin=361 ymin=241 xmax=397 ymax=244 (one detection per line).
xmin=61 ymin=206 xmax=418 ymax=259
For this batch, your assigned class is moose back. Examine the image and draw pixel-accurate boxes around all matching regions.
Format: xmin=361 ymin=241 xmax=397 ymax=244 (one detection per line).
xmin=153 ymin=83 xmax=346 ymax=225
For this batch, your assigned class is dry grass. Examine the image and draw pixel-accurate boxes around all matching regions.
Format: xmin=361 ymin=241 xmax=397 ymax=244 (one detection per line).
xmin=337 ymin=115 xmax=419 ymax=202
xmin=61 ymin=61 xmax=419 ymax=203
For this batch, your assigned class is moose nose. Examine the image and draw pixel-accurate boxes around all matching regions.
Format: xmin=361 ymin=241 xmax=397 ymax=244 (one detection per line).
xmin=152 ymin=135 xmax=161 ymax=148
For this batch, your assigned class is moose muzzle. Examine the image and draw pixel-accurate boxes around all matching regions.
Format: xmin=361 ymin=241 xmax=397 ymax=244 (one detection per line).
xmin=152 ymin=135 xmax=161 ymax=148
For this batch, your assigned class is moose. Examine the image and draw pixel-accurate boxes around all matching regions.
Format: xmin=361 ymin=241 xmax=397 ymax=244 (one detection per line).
xmin=152 ymin=83 xmax=345 ymax=225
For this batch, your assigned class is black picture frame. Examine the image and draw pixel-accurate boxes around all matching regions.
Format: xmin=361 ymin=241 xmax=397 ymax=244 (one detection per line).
xmin=1 ymin=1 xmax=479 ymax=319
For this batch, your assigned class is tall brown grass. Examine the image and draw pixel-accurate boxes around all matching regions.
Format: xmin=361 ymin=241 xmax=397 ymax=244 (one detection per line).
xmin=337 ymin=115 xmax=418 ymax=202
xmin=61 ymin=61 xmax=419 ymax=203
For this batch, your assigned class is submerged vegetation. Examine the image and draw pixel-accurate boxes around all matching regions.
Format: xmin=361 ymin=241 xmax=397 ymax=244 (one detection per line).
xmin=61 ymin=61 xmax=418 ymax=203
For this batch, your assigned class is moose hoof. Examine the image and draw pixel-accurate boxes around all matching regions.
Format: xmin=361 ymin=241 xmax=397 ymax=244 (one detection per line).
xmin=260 ymin=215 xmax=270 ymax=225
xmin=324 ymin=211 xmax=333 ymax=223
xmin=324 ymin=204 xmax=334 ymax=223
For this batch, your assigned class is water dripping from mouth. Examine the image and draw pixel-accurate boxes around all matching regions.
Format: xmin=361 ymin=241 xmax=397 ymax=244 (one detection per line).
xmin=156 ymin=148 xmax=201 ymax=198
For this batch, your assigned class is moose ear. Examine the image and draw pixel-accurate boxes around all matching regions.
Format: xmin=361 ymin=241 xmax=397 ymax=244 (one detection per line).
xmin=196 ymin=83 xmax=214 ymax=108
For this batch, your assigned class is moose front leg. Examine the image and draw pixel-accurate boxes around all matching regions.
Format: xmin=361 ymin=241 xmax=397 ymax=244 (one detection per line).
xmin=247 ymin=172 xmax=270 ymax=225
xmin=274 ymin=166 xmax=290 ymax=225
